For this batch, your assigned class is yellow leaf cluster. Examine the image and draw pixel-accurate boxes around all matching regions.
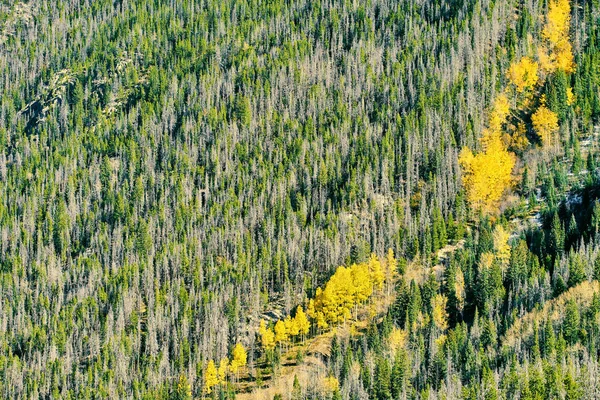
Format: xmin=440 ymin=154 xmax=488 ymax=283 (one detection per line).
xmin=454 ymin=267 xmax=465 ymax=314
xmin=294 ymin=306 xmax=311 ymax=336
xmin=388 ymin=327 xmax=407 ymax=354
xmin=177 ymin=374 xmax=192 ymax=398
xmin=493 ymin=225 xmax=511 ymax=267
xmin=480 ymin=252 xmax=496 ymax=270
xmin=274 ymin=320 xmax=288 ymax=344
xmin=322 ymin=376 xmax=340 ymax=394
xmin=262 ymin=305 xmax=311 ymax=350
xmin=205 ymin=345 xmax=248 ymax=392
xmin=532 ymin=105 xmax=559 ymax=146
xmin=537 ymin=46 xmax=557 ymax=74
xmin=217 ymin=358 xmax=229 ymax=383
xmin=507 ymin=57 xmax=539 ymax=92
xmin=229 ymin=343 xmax=247 ymax=374
xmin=489 ymin=93 xmax=511 ymax=132
xmin=542 ymin=0 xmax=575 ymax=73
xmin=566 ymin=87 xmax=575 ymax=105
xmin=510 ymin=122 xmax=530 ymax=152
xmin=432 ymin=294 xmax=449 ymax=331
xmin=204 ymin=360 xmax=220 ymax=394
xmin=307 ymin=254 xmax=391 ymax=329
xmin=459 ymin=132 xmax=515 ymax=214
xmin=259 ymin=319 xmax=276 ymax=351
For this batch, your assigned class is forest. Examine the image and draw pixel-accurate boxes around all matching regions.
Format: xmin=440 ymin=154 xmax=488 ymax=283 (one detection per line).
xmin=1 ymin=0 xmax=600 ymax=399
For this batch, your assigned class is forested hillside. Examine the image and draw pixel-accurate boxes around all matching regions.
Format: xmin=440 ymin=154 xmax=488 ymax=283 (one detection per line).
xmin=1 ymin=0 xmax=600 ymax=399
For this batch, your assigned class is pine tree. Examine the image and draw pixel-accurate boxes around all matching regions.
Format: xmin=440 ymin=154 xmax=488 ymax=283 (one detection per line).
xmin=173 ymin=374 xmax=192 ymax=400
xmin=391 ymin=349 xmax=408 ymax=398
xmin=563 ymin=299 xmax=580 ymax=345
xmin=374 ymin=357 xmax=392 ymax=400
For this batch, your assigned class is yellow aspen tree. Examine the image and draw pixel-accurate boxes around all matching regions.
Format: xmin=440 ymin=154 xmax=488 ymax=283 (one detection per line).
xmin=368 ymin=254 xmax=385 ymax=290
xmin=204 ymin=360 xmax=219 ymax=394
xmin=493 ymin=225 xmax=511 ymax=267
xmin=229 ymin=343 xmax=247 ymax=375
xmin=352 ymin=263 xmax=373 ymax=303
xmin=507 ymin=57 xmax=539 ymax=92
xmin=322 ymin=376 xmax=340 ymax=394
xmin=454 ymin=267 xmax=465 ymax=317
xmin=489 ymin=93 xmax=511 ymax=132
xmin=285 ymin=315 xmax=300 ymax=338
xmin=217 ymin=357 xmax=229 ymax=384
xmin=274 ymin=319 xmax=288 ymax=344
xmin=543 ymin=0 xmax=570 ymax=46
xmin=511 ymin=122 xmax=530 ymax=152
xmin=566 ymin=87 xmax=575 ymax=105
xmin=386 ymin=248 xmax=397 ymax=278
xmin=388 ymin=327 xmax=407 ymax=354
xmin=294 ymin=306 xmax=310 ymax=337
xmin=259 ymin=320 xmax=275 ymax=351
xmin=480 ymin=252 xmax=496 ymax=270
xmin=555 ymin=41 xmax=575 ymax=73
xmin=307 ymin=298 xmax=316 ymax=319
xmin=432 ymin=294 xmax=449 ymax=331
xmin=543 ymin=0 xmax=575 ymax=73
xmin=176 ymin=374 xmax=192 ymax=399
xmin=538 ymin=46 xmax=556 ymax=74
xmin=459 ymin=132 xmax=515 ymax=214
xmin=532 ymin=105 xmax=559 ymax=146
xmin=385 ymin=248 xmax=398 ymax=296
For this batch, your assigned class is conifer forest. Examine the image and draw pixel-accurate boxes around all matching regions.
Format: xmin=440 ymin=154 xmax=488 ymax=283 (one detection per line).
xmin=2 ymin=0 xmax=600 ymax=399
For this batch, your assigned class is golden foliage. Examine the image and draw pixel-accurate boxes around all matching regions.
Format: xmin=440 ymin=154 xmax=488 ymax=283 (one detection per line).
xmin=259 ymin=320 xmax=276 ymax=351
xmin=489 ymin=93 xmax=511 ymax=132
xmin=542 ymin=0 xmax=575 ymax=73
xmin=229 ymin=343 xmax=247 ymax=374
xmin=507 ymin=57 xmax=539 ymax=92
xmin=274 ymin=320 xmax=288 ymax=344
xmin=537 ymin=45 xmax=556 ymax=74
xmin=543 ymin=0 xmax=571 ymax=45
xmin=217 ymin=357 xmax=229 ymax=384
xmin=386 ymin=248 xmax=397 ymax=279
xmin=566 ymin=87 xmax=575 ymax=105
xmin=532 ymin=105 xmax=559 ymax=146
xmin=454 ymin=267 xmax=465 ymax=314
xmin=307 ymin=254 xmax=391 ymax=330
xmin=510 ymin=122 xmax=530 ymax=152
xmin=322 ymin=376 xmax=340 ymax=394
xmin=555 ymin=41 xmax=575 ymax=73
xmin=204 ymin=360 xmax=220 ymax=394
xmin=388 ymin=327 xmax=407 ymax=354
xmin=294 ymin=306 xmax=311 ymax=336
xmin=459 ymin=133 xmax=515 ymax=214
xmin=368 ymin=254 xmax=385 ymax=290
xmin=432 ymin=294 xmax=449 ymax=331
xmin=177 ymin=375 xmax=192 ymax=399
xmin=493 ymin=225 xmax=511 ymax=267
xmin=480 ymin=252 xmax=496 ymax=270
